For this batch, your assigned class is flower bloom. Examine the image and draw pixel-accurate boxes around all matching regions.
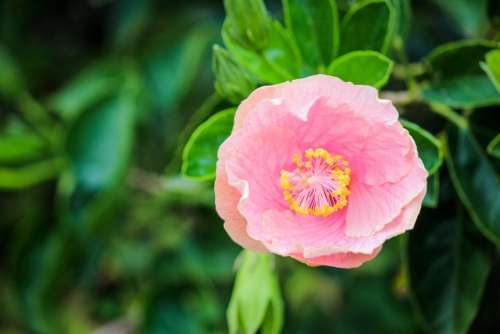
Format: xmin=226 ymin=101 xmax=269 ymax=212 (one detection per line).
xmin=215 ymin=75 xmax=427 ymax=268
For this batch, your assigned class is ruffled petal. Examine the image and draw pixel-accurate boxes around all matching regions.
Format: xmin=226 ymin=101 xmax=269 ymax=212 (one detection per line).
xmin=215 ymin=163 xmax=267 ymax=252
xmin=234 ymin=75 xmax=398 ymax=131
xmin=291 ymin=247 xmax=382 ymax=268
xmin=345 ymin=156 xmax=427 ymax=237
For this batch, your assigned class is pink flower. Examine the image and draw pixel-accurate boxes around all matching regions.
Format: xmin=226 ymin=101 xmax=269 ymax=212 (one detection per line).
xmin=215 ymin=75 xmax=427 ymax=268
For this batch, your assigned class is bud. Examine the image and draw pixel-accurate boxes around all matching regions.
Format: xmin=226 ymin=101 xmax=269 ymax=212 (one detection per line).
xmin=227 ymin=251 xmax=284 ymax=334
xmin=223 ymin=0 xmax=271 ymax=50
xmin=213 ymin=45 xmax=257 ymax=104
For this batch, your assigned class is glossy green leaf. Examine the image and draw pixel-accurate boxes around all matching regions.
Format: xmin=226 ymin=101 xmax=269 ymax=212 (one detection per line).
xmin=487 ymin=134 xmax=500 ymax=159
xmin=182 ymin=108 xmax=235 ymax=180
xmin=423 ymin=172 xmax=439 ymax=208
xmin=49 ymin=61 xmax=123 ymax=120
xmin=408 ymin=208 xmax=494 ymax=334
xmin=283 ymin=0 xmax=339 ymax=67
xmin=401 ymin=119 xmax=443 ymax=175
xmin=327 ymin=50 xmax=393 ymax=88
xmin=0 ymin=158 xmax=65 ymax=189
xmin=339 ymin=0 xmax=395 ymax=55
xmin=213 ymin=45 xmax=257 ymax=104
xmin=422 ymin=40 xmax=500 ymax=108
xmin=227 ymin=251 xmax=283 ymax=334
xmin=0 ymin=45 xmax=25 ymax=98
xmin=0 ymin=133 xmax=47 ymax=164
xmin=481 ymin=49 xmax=500 ymax=93
xmin=446 ymin=124 xmax=500 ymax=245
xmin=430 ymin=0 xmax=489 ymax=37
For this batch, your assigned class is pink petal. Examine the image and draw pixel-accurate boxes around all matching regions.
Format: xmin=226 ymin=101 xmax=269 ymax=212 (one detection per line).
xmin=215 ymin=163 xmax=267 ymax=252
xmin=234 ymin=74 xmax=398 ymax=132
xmin=291 ymin=247 xmax=382 ymax=268
xmin=345 ymin=157 xmax=427 ymax=237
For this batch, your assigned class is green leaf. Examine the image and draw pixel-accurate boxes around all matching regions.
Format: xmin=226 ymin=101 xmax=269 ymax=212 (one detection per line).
xmin=223 ymin=0 xmax=272 ymax=50
xmin=327 ymin=50 xmax=393 ymax=88
xmin=390 ymin=0 xmax=411 ymax=40
xmin=423 ymin=172 xmax=439 ymax=208
xmin=49 ymin=61 xmax=123 ymax=121
xmin=0 ymin=45 xmax=25 ymax=98
xmin=429 ymin=0 xmax=489 ymax=37
xmin=446 ymin=124 xmax=500 ymax=246
xmin=0 ymin=133 xmax=47 ymax=164
xmin=422 ymin=40 xmax=500 ymax=108
xmin=213 ymin=45 xmax=257 ymax=104
xmin=339 ymin=0 xmax=395 ymax=55
xmin=227 ymin=251 xmax=283 ymax=334
xmin=142 ymin=25 xmax=214 ymax=111
xmin=182 ymin=108 xmax=235 ymax=180
xmin=67 ymin=88 xmax=136 ymax=193
xmin=0 ymin=158 xmax=65 ymax=189
xmin=407 ymin=208 xmax=494 ymax=334
xmin=283 ymin=0 xmax=339 ymax=67
xmin=60 ymin=73 xmax=140 ymax=227
xmin=481 ymin=49 xmax=500 ymax=93
xmin=487 ymin=134 xmax=500 ymax=159
xmin=401 ymin=119 xmax=444 ymax=175
xmin=109 ymin=0 xmax=152 ymax=50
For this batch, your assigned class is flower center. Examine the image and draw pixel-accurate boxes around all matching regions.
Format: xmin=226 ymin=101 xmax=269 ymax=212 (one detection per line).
xmin=280 ymin=148 xmax=351 ymax=217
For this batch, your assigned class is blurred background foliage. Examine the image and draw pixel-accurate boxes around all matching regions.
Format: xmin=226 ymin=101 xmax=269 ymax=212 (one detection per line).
xmin=0 ymin=0 xmax=499 ymax=333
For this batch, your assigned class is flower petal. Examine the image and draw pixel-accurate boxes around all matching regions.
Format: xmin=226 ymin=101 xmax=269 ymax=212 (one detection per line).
xmin=291 ymin=247 xmax=382 ymax=268
xmin=345 ymin=156 xmax=427 ymax=237
xmin=215 ymin=163 xmax=267 ymax=252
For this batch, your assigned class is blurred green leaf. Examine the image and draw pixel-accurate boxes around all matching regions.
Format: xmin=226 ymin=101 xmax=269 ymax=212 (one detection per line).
xmin=227 ymin=251 xmax=283 ymax=334
xmin=0 ymin=45 xmax=25 ymax=98
xmin=49 ymin=61 xmax=123 ymax=120
xmin=0 ymin=158 xmax=65 ymax=189
xmin=339 ymin=0 xmax=395 ymax=55
xmin=487 ymin=134 xmax=500 ymax=159
xmin=212 ymin=45 xmax=257 ymax=104
xmin=390 ymin=0 xmax=411 ymax=40
xmin=223 ymin=0 xmax=272 ymax=50
xmin=327 ymin=50 xmax=393 ymax=88
xmin=481 ymin=49 xmax=500 ymax=93
xmin=109 ymin=0 xmax=152 ymax=50
xmin=430 ymin=0 xmax=489 ymax=37
xmin=422 ymin=40 xmax=500 ymax=108
xmin=142 ymin=25 xmax=214 ymax=110
xmin=446 ymin=124 xmax=500 ymax=246
xmin=0 ymin=133 xmax=47 ymax=164
xmin=182 ymin=108 xmax=235 ymax=180
xmin=61 ymin=71 xmax=140 ymax=227
xmin=283 ymin=0 xmax=339 ymax=67
xmin=67 ymin=91 xmax=136 ymax=192
xmin=401 ymin=119 xmax=444 ymax=175
xmin=408 ymin=208 xmax=494 ymax=334
xmin=423 ymin=172 xmax=439 ymax=208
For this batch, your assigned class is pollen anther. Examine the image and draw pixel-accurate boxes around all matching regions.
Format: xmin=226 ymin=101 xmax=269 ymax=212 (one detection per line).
xmin=280 ymin=148 xmax=351 ymax=217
